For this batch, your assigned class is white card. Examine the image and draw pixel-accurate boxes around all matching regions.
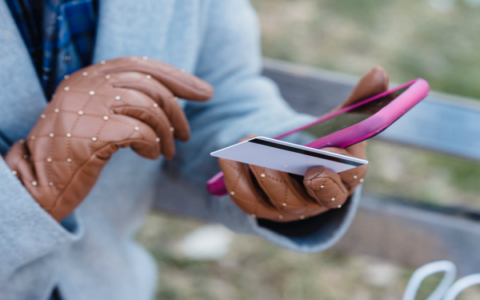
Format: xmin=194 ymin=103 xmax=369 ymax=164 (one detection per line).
xmin=210 ymin=136 xmax=367 ymax=175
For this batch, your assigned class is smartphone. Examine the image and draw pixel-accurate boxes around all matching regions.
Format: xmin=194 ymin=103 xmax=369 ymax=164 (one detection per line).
xmin=207 ymin=78 xmax=429 ymax=196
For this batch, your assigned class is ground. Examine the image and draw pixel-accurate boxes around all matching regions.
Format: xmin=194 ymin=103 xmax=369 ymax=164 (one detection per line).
xmin=137 ymin=1 xmax=480 ymax=299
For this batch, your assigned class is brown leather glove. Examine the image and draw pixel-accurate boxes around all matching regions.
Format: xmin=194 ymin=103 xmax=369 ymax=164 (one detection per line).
xmin=219 ymin=67 xmax=388 ymax=222
xmin=4 ymin=56 xmax=213 ymax=221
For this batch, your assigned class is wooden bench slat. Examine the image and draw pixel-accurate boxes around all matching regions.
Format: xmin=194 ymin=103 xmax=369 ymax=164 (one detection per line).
xmin=378 ymin=98 xmax=480 ymax=161
xmin=334 ymin=194 xmax=480 ymax=276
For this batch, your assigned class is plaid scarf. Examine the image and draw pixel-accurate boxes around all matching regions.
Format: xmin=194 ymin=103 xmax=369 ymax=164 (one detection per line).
xmin=6 ymin=0 xmax=98 ymax=99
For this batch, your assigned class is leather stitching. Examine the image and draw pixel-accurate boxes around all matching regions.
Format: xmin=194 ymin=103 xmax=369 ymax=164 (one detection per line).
xmin=49 ymin=138 xmax=156 ymax=213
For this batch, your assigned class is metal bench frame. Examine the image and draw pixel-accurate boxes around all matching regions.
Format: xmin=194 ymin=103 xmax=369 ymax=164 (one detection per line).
xmin=263 ymin=58 xmax=480 ymax=275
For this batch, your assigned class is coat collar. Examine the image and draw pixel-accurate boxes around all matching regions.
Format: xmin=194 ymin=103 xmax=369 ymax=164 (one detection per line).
xmin=0 ymin=0 xmax=177 ymax=143
xmin=0 ymin=1 xmax=47 ymax=143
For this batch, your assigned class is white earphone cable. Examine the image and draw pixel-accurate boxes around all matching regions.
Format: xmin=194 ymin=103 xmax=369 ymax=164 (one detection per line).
xmin=443 ymin=274 xmax=480 ymax=300
xmin=402 ymin=261 xmax=457 ymax=300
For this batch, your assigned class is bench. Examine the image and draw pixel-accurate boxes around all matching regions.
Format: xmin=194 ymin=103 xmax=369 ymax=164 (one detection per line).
xmin=263 ymin=58 xmax=480 ymax=275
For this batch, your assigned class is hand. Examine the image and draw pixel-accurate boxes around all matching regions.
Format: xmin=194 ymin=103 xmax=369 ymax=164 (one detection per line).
xmin=4 ymin=56 xmax=213 ymax=221
xmin=219 ymin=67 xmax=388 ymax=222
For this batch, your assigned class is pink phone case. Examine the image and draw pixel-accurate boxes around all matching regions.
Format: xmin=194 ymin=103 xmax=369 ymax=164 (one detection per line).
xmin=207 ymin=78 xmax=429 ymax=196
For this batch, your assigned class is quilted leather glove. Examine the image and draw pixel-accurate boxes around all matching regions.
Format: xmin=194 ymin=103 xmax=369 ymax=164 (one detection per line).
xmin=219 ymin=67 xmax=388 ymax=222
xmin=4 ymin=56 xmax=213 ymax=221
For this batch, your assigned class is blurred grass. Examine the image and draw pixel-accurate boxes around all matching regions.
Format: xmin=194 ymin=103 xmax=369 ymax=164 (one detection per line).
xmin=365 ymin=141 xmax=480 ymax=206
xmin=138 ymin=1 xmax=480 ymax=299
xmin=252 ymin=0 xmax=480 ymax=100
xmin=138 ymin=213 xmax=480 ymax=300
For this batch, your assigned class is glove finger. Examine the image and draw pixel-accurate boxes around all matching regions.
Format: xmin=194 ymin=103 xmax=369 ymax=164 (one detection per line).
xmin=219 ymin=158 xmax=277 ymax=219
xmin=303 ymin=166 xmax=349 ymax=208
xmin=4 ymin=141 xmax=62 ymax=211
xmin=97 ymin=56 xmax=213 ymax=101
xmin=322 ymin=146 xmax=367 ymax=192
xmin=96 ymin=113 xmax=161 ymax=160
xmin=341 ymin=66 xmax=389 ymax=108
xmin=111 ymin=106 xmax=173 ymax=160
xmin=4 ymin=141 xmax=36 ymax=184
xmin=338 ymin=165 xmax=367 ymax=193
xmin=249 ymin=165 xmax=311 ymax=213
xmin=345 ymin=141 xmax=367 ymax=159
xmin=249 ymin=164 xmax=330 ymax=222
xmin=110 ymin=88 xmax=176 ymax=159
xmin=109 ymin=72 xmax=190 ymax=142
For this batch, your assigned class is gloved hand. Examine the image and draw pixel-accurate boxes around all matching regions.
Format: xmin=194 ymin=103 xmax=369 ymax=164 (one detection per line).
xmin=219 ymin=67 xmax=388 ymax=222
xmin=4 ymin=56 xmax=213 ymax=221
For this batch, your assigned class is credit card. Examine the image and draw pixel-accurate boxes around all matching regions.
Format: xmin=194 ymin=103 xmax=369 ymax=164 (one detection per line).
xmin=210 ymin=136 xmax=367 ymax=175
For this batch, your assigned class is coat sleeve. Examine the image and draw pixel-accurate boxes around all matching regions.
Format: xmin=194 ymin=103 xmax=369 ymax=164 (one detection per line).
xmin=157 ymin=0 xmax=361 ymax=253
xmin=0 ymin=156 xmax=81 ymax=288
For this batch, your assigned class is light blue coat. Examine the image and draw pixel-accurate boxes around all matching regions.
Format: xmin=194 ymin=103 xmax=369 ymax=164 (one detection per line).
xmin=0 ymin=0 xmax=361 ymax=299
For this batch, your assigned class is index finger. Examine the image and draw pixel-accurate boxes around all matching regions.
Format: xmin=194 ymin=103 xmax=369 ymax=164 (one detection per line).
xmin=96 ymin=56 xmax=214 ymax=101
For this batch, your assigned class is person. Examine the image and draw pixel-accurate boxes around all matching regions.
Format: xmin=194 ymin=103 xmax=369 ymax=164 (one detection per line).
xmin=0 ymin=0 xmax=388 ymax=299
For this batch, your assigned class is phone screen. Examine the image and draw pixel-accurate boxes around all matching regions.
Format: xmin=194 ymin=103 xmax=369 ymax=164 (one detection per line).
xmin=281 ymin=86 xmax=410 ymax=142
